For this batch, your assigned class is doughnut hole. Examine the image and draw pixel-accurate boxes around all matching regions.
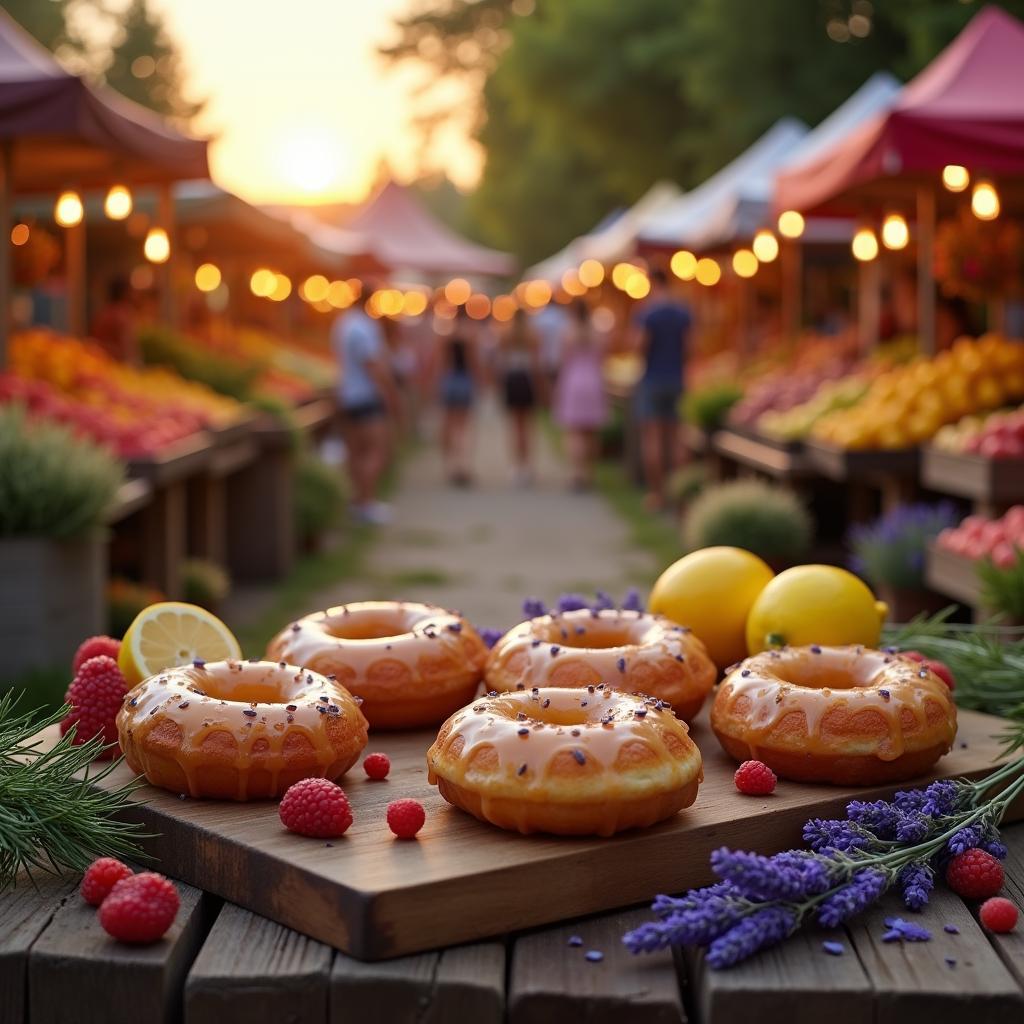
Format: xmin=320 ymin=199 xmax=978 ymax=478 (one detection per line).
xmin=548 ymin=659 xmax=602 ymax=688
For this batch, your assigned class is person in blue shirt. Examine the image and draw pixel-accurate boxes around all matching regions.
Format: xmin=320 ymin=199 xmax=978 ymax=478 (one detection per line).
xmin=630 ymin=268 xmax=692 ymax=511
xmin=332 ymin=294 xmax=400 ymax=524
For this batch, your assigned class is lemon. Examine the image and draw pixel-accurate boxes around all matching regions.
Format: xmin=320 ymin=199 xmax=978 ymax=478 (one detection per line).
xmin=745 ymin=565 xmax=888 ymax=655
xmin=650 ymin=547 xmax=775 ymax=670
xmin=119 ymin=601 xmax=242 ymax=685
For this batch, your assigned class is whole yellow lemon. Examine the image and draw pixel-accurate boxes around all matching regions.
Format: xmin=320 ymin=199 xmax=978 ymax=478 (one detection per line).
xmin=649 ymin=547 xmax=774 ymax=669
xmin=745 ymin=565 xmax=889 ymax=654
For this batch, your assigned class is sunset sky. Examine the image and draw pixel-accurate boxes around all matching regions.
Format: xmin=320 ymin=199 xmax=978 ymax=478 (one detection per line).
xmin=148 ymin=0 xmax=482 ymax=205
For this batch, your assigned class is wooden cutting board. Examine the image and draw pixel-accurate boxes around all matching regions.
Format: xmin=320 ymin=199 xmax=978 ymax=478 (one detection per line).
xmin=49 ymin=707 xmax=1022 ymax=960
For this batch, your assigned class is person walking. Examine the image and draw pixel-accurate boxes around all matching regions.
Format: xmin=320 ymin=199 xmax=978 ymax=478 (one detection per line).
xmin=496 ymin=308 xmax=542 ymax=485
xmin=332 ymin=295 xmax=400 ymax=525
xmin=554 ymin=299 xmax=607 ymax=490
xmin=437 ymin=306 xmax=479 ymax=486
xmin=631 ymin=268 xmax=692 ymax=511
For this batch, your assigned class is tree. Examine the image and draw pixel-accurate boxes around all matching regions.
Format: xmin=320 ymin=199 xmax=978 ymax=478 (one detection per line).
xmin=1 ymin=0 xmax=73 ymax=51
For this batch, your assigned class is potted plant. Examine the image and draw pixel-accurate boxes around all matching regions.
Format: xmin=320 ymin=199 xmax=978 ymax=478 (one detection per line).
xmin=681 ymin=479 xmax=813 ymax=570
xmin=0 ymin=407 xmax=122 ymax=675
xmin=977 ymin=548 xmax=1024 ymax=626
xmin=848 ymin=502 xmax=959 ymax=622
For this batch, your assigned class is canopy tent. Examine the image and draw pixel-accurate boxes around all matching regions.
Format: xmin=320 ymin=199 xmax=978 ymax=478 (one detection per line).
xmin=640 ymin=118 xmax=809 ymax=250
xmin=688 ymin=73 xmax=901 ymax=252
xmin=333 ymin=180 xmax=514 ymax=278
xmin=775 ymin=6 xmax=1024 ymax=214
xmin=575 ymin=181 xmax=682 ymax=265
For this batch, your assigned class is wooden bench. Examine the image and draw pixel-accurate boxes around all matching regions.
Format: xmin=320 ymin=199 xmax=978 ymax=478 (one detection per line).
xmin=6 ymin=823 xmax=1024 ymax=1023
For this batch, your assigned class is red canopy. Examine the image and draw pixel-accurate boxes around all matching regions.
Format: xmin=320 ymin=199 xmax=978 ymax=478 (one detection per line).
xmin=775 ymin=5 xmax=1024 ymax=213
xmin=0 ymin=8 xmax=208 ymax=189
xmin=341 ymin=180 xmax=514 ymax=278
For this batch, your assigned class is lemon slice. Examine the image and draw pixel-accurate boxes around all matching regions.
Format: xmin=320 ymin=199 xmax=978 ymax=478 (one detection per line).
xmin=119 ymin=601 xmax=242 ymax=685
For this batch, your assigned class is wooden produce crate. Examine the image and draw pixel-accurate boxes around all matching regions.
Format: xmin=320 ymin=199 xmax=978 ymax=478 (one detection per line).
xmin=712 ymin=428 xmax=808 ymax=481
xmin=922 ymin=446 xmax=1024 ymax=513
xmin=804 ymin=438 xmax=920 ymax=484
xmin=925 ymin=543 xmax=984 ymax=608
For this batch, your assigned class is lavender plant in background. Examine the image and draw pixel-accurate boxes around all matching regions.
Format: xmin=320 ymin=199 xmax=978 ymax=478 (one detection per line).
xmin=848 ymin=501 xmax=959 ymax=592
xmin=623 ymin=757 xmax=1024 ymax=969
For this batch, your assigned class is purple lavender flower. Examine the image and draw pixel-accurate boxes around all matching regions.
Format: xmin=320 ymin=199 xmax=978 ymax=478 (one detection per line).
xmin=556 ymin=593 xmax=590 ymax=613
xmin=846 ymin=799 xmax=900 ymax=837
xmin=621 ymin=587 xmax=644 ymax=612
xmin=947 ymin=825 xmax=983 ymax=855
xmin=522 ymin=597 xmax=548 ymax=619
xmin=711 ymin=848 xmax=831 ymax=901
xmin=706 ymin=907 xmax=796 ymax=969
xmin=650 ymin=882 xmax=739 ymax=919
xmin=817 ymin=869 xmax=887 ymax=928
xmin=893 ymin=788 xmax=929 ymax=814
xmin=477 ymin=627 xmax=504 ymax=649
xmin=897 ymin=863 xmax=934 ymax=910
xmin=623 ymin=885 xmax=747 ymax=951
xmin=920 ymin=780 xmax=962 ymax=817
xmin=592 ymin=590 xmax=615 ymax=612
xmin=882 ymin=917 xmax=932 ymax=942
xmin=895 ymin=813 xmax=931 ymax=844
xmin=802 ymin=818 xmax=872 ymax=853
xmin=982 ymin=837 xmax=1009 ymax=860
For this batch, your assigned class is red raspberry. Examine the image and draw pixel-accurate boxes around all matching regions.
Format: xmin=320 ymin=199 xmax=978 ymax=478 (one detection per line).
xmin=980 ymin=897 xmax=1018 ymax=933
xmin=80 ymin=857 xmax=133 ymax=906
xmin=734 ymin=760 xmax=777 ymax=795
xmin=946 ymin=848 xmax=1005 ymax=899
xmin=363 ymin=752 xmax=390 ymax=780
xmin=98 ymin=872 xmax=180 ymax=944
xmin=279 ymin=778 xmax=353 ymax=838
xmin=61 ymin=656 xmax=127 ymax=756
xmin=924 ymin=658 xmax=955 ymax=691
xmin=901 ymin=650 xmax=927 ymax=663
xmin=72 ymin=635 xmax=121 ymax=675
xmin=387 ymin=798 xmax=426 ymax=839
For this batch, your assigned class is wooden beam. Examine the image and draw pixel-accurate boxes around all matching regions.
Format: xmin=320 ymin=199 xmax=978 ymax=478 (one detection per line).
xmin=157 ymin=183 xmax=177 ymax=328
xmin=66 ymin=212 xmax=87 ymax=338
xmin=917 ymin=185 xmax=937 ymax=355
xmin=857 ymin=256 xmax=881 ymax=353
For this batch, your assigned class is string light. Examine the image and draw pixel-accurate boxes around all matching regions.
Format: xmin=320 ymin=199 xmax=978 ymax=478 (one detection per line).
xmin=269 ymin=273 xmax=292 ymax=301
xmin=732 ymin=249 xmax=758 ymax=278
xmin=250 ymin=268 xmax=276 ymax=297
xmin=466 ymin=293 xmax=492 ymax=319
xmin=670 ymin=250 xmax=697 ymax=281
xmin=301 ymin=274 xmax=329 ymax=303
xmin=578 ymin=259 xmax=604 ymax=288
xmin=971 ymin=180 xmax=1000 ymax=221
xmin=881 ymin=213 xmax=909 ymax=250
xmin=492 ymin=294 xmax=517 ymax=322
xmin=752 ymin=230 xmax=779 ymax=263
xmin=402 ymin=291 xmax=428 ymax=317
xmin=942 ymin=165 xmax=970 ymax=193
xmin=523 ymin=279 xmax=552 ymax=308
xmin=561 ymin=268 xmax=586 ymax=296
xmin=611 ymin=262 xmax=637 ymax=290
xmin=624 ymin=273 xmax=650 ymax=299
xmin=694 ymin=258 xmax=721 ymax=286
xmin=143 ymin=227 xmax=170 ymax=264
xmin=777 ymin=210 xmax=805 ymax=239
xmin=194 ymin=263 xmax=221 ymax=292
xmin=104 ymin=185 xmax=133 ymax=220
xmin=54 ymin=191 xmax=84 ymax=228
xmin=851 ymin=227 xmax=879 ymax=261
xmin=10 ymin=223 xmax=29 ymax=246
xmin=444 ymin=278 xmax=472 ymax=305
xmin=327 ymin=280 xmax=354 ymax=309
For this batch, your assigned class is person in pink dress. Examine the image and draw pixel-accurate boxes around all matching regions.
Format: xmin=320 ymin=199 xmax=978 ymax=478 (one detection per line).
xmin=554 ymin=300 xmax=607 ymax=489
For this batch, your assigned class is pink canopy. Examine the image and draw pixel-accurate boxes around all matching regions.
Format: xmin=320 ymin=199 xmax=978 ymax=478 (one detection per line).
xmin=342 ymin=180 xmax=514 ymax=277
xmin=775 ymin=5 xmax=1024 ymax=213
xmin=0 ymin=8 xmax=208 ymax=189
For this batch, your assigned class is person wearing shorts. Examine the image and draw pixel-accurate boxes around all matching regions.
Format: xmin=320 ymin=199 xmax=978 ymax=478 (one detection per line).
xmin=436 ymin=306 xmax=479 ymax=486
xmin=631 ymin=268 xmax=693 ymax=510
xmin=497 ymin=308 xmax=542 ymax=485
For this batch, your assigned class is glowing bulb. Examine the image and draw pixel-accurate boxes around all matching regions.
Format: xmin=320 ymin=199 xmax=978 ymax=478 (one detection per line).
xmin=851 ymin=227 xmax=879 ymax=262
xmin=523 ymin=280 xmax=552 ymax=308
xmin=301 ymin=274 xmax=329 ymax=303
xmin=561 ymin=268 xmax=586 ymax=296
xmin=492 ymin=294 xmax=517 ymax=322
xmin=625 ymin=273 xmax=650 ymax=299
xmin=143 ymin=227 xmax=170 ymax=264
xmin=250 ymin=268 xmax=276 ymax=297
xmin=670 ymin=250 xmax=697 ymax=281
xmin=466 ymin=293 xmax=492 ymax=319
xmin=578 ymin=259 xmax=604 ymax=288
xmin=694 ymin=258 xmax=721 ymax=286
xmin=732 ymin=249 xmax=759 ymax=278
xmin=269 ymin=273 xmax=292 ymax=301
xmin=752 ymin=230 xmax=779 ymax=263
xmin=54 ymin=191 xmax=83 ymax=228
xmin=972 ymin=180 xmax=1000 ymax=221
xmin=444 ymin=278 xmax=472 ymax=305
xmin=194 ymin=263 xmax=221 ymax=292
xmin=942 ymin=165 xmax=970 ymax=193
xmin=104 ymin=184 xmax=133 ymax=220
xmin=327 ymin=280 xmax=354 ymax=309
xmin=881 ymin=213 xmax=909 ymax=250
xmin=10 ymin=223 xmax=29 ymax=246
xmin=402 ymin=291 xmax=428 ymax=317
xmin=611 ymin=262 xmax=636 ymax=290
xmin=777 ymin=210 xmax=805 ymax=239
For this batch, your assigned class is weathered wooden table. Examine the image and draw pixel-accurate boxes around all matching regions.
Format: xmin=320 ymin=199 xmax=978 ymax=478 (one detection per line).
xmin=5 ymin=822 xmax=1024 ymax=1023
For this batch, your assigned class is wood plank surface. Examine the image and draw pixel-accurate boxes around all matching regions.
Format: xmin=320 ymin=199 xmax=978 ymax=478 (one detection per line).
xmin=48 ymin=707 xmax=1020 ymax=960
xmin=27 ymin=874 xmax=209 ymax=1024
xmin=985 ymin=823 xmax=1024 ymax=989
xmin=185 ymin=903 xmax=332 ymax=1024
xmin=330 ymin=941 xmax=504 ymax=1023
xmin=0 ymin=874 xmax=78 ymax=1024
xmin=509 ymin=908 xmax=685 ymax=1024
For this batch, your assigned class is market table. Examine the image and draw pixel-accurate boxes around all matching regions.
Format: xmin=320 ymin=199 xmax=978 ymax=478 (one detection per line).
xmin=5 ymin=822 xmax=1024 ymax=1023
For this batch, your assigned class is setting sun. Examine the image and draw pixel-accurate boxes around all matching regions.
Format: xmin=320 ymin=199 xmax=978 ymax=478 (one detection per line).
xmin=276 ymin=131 xmax=349 ymax=198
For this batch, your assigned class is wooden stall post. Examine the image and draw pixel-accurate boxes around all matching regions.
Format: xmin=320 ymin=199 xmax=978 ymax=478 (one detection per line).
xmin=0 ymin=141 xmax=11 ymax=368
xmin=66 ymin=209 xmax=87 ymax=337
xmin=857 ymin=257 xmax=881 ymax=352
xmin=157 ymin=182 xmax=178 ymax=328
xmin=917 ymin=186 xmax=937 ymax=355
xmin=781 ymin=240 xmax=803 ymax=343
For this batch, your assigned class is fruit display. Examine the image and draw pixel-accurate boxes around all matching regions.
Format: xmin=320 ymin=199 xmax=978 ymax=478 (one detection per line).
xmin=812 ymin=335 xmax=1024 ymax=450
xmin=727 ymin=359 xmax=856 ymax=430
xmin=933 ymin=404 xmax=1024 ymax=459
xmin=936 ymin=506 xmax=1024 ymax=567
xmin=5 ymin=329 xmax=244 ymax=458
xmin=758 ymin=376 xmax=869 ymax=441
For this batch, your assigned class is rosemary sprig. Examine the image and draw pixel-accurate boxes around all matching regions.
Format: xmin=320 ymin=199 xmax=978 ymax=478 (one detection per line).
xmin=0 ymin=692 xmax=148 ymax=889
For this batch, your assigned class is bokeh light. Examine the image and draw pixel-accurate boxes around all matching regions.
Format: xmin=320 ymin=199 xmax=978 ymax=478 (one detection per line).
xmin=578 ymin=259 xmax=604 ymax=288
xmin=143 ymin=227 xmax=170 ymax=264
xmin=10 ymin=223 xmax=29 ymax=246
xmin=971 ymin=180 xmax=1000 ymax=221
xmin=250 ymin=268 xmax=277 ymax=297
xmin=942 ymin=164 xmax=970 ymax=193
xmin=523 ymin=279 xmax=552 ymax=308
xmin=301 ymin=274 xmax=329 ymax=303
xmin=466 ymin=292 xmax=492 ymax=319
xmin=561 ymin=268 xmax=587 ymax=296
xmin=881 ymin=213 xmax=909 ymax=250
xmin=269 ymin=273 xmax=292 ymax=301
xmin=328 ymin=280 xmax=355 ymax=308
xmin=492 ymin=294 xmax=517 ymax=321
xmin=851 ymin=227 xmax=879 ymax=261
xmin=732 ymin=249 xmax=758 ymax=278
xmin=104 ymin=185 xmax=133 ymax=220
xmin=444 ymin=278 xmax=472 ymax=305
xmin=777 ymin=210 xmax=805 ymax=239
xmin=752 ymin=230 xmax=779 ymax=263
xmin=695 ymin=258 xmax=721 ymax=286
xmin=611 ymin=262 xmax=637 ymax=290
xmin=194 ymin=263 xmax=222 ymax=292
xmin=670 ymin=250 xmax=697 ymax=281
xmin=625 ymin=273 xmax=650 ymax=299
xmin=402 ymin=290 xmax=428 ymax=317
xmin=54 ymin=191 xmax=84 ymax=228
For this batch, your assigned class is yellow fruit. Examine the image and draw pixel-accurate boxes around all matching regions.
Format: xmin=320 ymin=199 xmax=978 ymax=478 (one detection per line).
xmin=745 ymin=565 xmax=889 ymax=654
xmin=119 ymin=601 xmax=242 ymax=686
xmin=650 ymin=547 xmax=774 ymax=669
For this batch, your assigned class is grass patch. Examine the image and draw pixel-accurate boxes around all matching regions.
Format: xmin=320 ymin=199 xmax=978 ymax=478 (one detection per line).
xmin=392 ymin=527 xmax=442 ymax=548
xmin=2 ymin=665 xmax=70 ymax=715
xmin=379 ymin=567 xmax=453 ymax=587
xmin=593 ymin=460 xmax=682 ymax=575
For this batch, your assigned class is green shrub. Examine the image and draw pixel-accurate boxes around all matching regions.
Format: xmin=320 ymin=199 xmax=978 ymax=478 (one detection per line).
xmin=667 ymin=462 xmax=707 ymax=506
xmin=978 ymin=550 xmax=1024 ymax=620
xmin=139 ymin=325 xmax=261 ymax=400
xmin=182 ymin=559 xmax=231 ymax=610
xmin=683 ymin=383 xmax=744 ymax=431
xmin=295 ymin=452 xmax=346 ymax=546
xmin=682 ymin=479 xmax=813 ymax=563
xmin=0 ymin=407 xmax=123 ymax=538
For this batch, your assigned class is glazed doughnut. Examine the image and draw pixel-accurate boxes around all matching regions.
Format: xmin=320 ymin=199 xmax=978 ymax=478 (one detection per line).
xmin=711 ymin=645 xmax=957 ymax=785
xmin=117 ymin=660 xmax=368 ymax=800
xmin=485 ymin=609 xmax=717 ymax=721
xmin=266 ymin=601 xmax=487 ymax=729
xmin=427 ymin=685 xmax=703 ymax=836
